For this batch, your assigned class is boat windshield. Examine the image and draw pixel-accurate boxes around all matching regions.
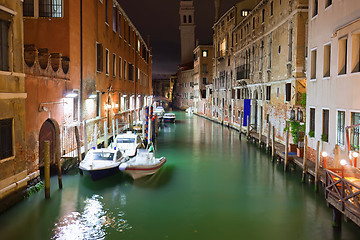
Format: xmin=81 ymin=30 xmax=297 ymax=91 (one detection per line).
xmin=117 ymin=138 xmax=135 ymax=143
xmin=86 ymin=152 xmax=114 ymax=161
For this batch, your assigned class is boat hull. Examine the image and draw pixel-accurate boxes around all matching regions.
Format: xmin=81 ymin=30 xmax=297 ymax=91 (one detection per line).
xmin=119 ymin=157 xmax=166 ymax=180
xmin=80 ymin=166 xmax=119 ymax=180
xmin=163 ymin=118 xmax=175 ymax=123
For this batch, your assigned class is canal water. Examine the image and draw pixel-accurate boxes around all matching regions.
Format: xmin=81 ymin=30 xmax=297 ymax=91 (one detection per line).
xmin=1 ymin=112 xmax=359 ymax=239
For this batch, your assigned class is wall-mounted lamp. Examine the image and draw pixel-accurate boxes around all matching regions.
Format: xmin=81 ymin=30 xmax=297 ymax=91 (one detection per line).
xmin=114 ymin=104 xmax=119 ymax=108
xmin=105 ymin=104 xmax=112 ymax=110
xmin=65 ymin=92 xmax=78 ymax=98
xmin=88 ymin=93 xmax=97 ymax=99
xmin=122 ymin=95 xmax=127 ymax=98
xmin=321 ymin=151 xmax=328 ymax=168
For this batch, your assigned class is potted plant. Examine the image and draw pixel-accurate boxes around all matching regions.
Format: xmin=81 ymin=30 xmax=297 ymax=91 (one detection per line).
xmin=297 ymin=123 xmax=305 ymax=157
xmin=284 ymin=120 xmax=300 ymax=152
xmin=321 ymin=133 xmax=328 ymax=142
xmin=309 ymin=131 xmax=315 ymax=138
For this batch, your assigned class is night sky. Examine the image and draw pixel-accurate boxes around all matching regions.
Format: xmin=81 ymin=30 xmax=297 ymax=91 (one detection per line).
xmin=119 ymin=0 xmax=243 ymax=77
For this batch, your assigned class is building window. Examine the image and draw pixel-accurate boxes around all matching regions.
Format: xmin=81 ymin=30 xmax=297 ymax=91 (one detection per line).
xmin=270 ymin=2 xmax=274 ymax=16
xmin=118 ymin=14 xmax=121 ymax=36
xmin=128 ymin=25 xmax=131 ymax=44
xmin=266 ymin=86 xmax=271 ymax=100
xmin=113 ymin=6 xmax=117 ymax=32
xmin=96 ymin=92 xmax=101 ymax=117
xmin=323 ymin=44 xmax=331 ymax=77
xmin=23 ymin=0 xmax=35 ymax=17
xmin=73 ymin=90 xmax=79 ymax=121
xmin=0 ymin=20 xmax=9 ymax=71
xmin=310 ymin=108 xmax=316 ymax=134
xmin=241 ymin=10 xmax=249 ymax=17
xmin=322 ymin=109 xmax=329 ymax=142
xmin=285 ymin=83 xmax=291 ymax=102
xmin=311 ymin=49 xmax=317 ymax=79
xmin=202 ymin=50 xmax=208 ymax=57
xmin=202 ymin=64 xmax=208 ymax=73
xmin=112 ymin=54 xmax=116 ymax=77
xmin=96 ymin=43 xmax=103 ymax=72
xmin=105 ymin=0 xmax=108 ymax=23
xmin=313 ymin=0 xmax=318 ymax=17
xmin=337 ymin=111 xmax=345 ymax=146
xmin=325 ymin=0 xmax=332 ymax=8
xmin=183 ymin=15 xmax=187 ymax=24
xmin=351 ymin=112 xmax=360 ymax=151
xmin=268 ymin=35 xmax=272 ymax=69
xmin=189 ymin=15 xmax=192 ymax=23
xmin=203 ymin=77 xmax=207 ymax=85
xmin=119 ymin=57 xmax=122 ymax=79
xmin=0 ymin=118 xmax=13 ymax=160
xmin=252 ymin=17 xmax=255 ymax=29
xmin=124 ymin=60 xmax=127 ymax=80
xmin=39 ymin=0 xmax=62 ymax=18
xmin=351 ymin=32 xmax=360 ymax=73
xmin=262 ymin=9 xmax=265 ymax=23
xmin=128 ymin=62 xmax=134 ymax=80
xmin=105 ymin=49 xmax=109 ymax=75
xmin=338 ymin=37 xmax=347 ymax=75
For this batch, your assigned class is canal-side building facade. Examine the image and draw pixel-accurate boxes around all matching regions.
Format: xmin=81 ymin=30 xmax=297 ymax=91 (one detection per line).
xmin=193 ymin=44 xmax=213 ymax=115
xmin=232 ymin=0 xmax=308 ymax=143
xmin=0 ymin=0 xmax=29 ymax=211
xmin=23 ymin=0 xmax=152 ymax=172
xmin=306 ymin=0 xmax=360 ymax=166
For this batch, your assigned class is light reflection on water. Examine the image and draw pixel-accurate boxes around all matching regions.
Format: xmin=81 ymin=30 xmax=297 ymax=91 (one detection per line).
xmin=52 ymin=195 xmax=131 ymax=240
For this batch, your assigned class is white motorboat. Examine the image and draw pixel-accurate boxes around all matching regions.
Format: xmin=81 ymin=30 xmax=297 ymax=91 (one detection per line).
xmin=185 ymin=107 xmax=193 ymax=114
xmin=119 ymin=147 xmax=166 ymax=180
xmin=79 ymin=148 xmax=125 ymax=180
xmin=163 ymin=113 xmax=176 ymax=123
xmin=153 ymin=106 xmax=165 ymax=119
xmin=110 ymin=131 xmax=142 ymax=157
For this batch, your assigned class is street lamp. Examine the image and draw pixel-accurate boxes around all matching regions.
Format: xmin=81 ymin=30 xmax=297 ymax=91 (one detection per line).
xmin=352 ymin=151 xmax=358 ymax=168
xmin=340 ymin=159 xmax=347 ymax=178
xmin=321 ymin=151 xmax=328 ymax=169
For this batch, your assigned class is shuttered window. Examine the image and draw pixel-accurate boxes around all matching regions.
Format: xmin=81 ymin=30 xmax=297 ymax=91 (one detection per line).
xmin=0 ymin=119 xmax=13 ymax=160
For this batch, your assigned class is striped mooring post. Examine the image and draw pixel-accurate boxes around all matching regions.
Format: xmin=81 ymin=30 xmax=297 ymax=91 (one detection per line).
xmin=145 ymin=106 xmax=149 ymax=143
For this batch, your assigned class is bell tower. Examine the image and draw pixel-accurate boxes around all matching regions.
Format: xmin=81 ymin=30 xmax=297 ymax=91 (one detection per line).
xmin=179 ymin=0 xmax=195 ymax=64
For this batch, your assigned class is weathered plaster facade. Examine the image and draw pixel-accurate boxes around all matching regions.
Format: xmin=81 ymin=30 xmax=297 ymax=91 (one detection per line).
xmin=0 ymin=0 xmax=28 ymax=211
xmin=23 ymin=0 xmax=152 ymax=176
xmin=306 ymin=0 xmax=360 ymax=166
xmin=233 ymin=0 xmax=308 ymax=143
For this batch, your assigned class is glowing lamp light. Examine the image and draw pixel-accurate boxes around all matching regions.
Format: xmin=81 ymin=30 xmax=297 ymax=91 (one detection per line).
xmin=352 ymin=152 xmax=359 ymax=158
xmin=105 ymin=104 xmax=111 ymax=110
xmin=114 ymin=104 xmax=119 ymax=108
xmin=89 ymin=94 xmax=97 ymax=99
xmin=321 ymin=152 xmax=328 ymax=158
xmin=65 ymin=92 xmax=78 ymax=98
xmin=340 ymin=159 xmax=347 ymax=166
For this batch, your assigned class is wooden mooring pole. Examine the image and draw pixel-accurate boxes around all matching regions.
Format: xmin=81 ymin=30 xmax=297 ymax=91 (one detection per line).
xmin=247 ymin=115 xmax=250 ymax=139
xmin=302 ymin=135 xmax=308 ymax=183
xmin=315 ymin=140 xmax=320 ymax=192
xmin=332 ymin=207 xmax=342 ymax=228
xmin=258 ymin=121 xmax=262 ymax=148
xmin=284 ymin=129 xmax=289 ymax=172
xmin=104 ymin=120 xmax=108 ymax=148
xmin=272 ymin=126 xmax=275 ymax=161
xmin=44 ymin=140 xmax=50 ymax=199
xmin=239 ymin=112 xmax=243 ymax=140
xmin=75 ymin=126 xmax=82 ymax=164
xmin=266 ymin=123 xmax=270 ymax=153
xmin=83 ymin=121 xmax=88 ymax=154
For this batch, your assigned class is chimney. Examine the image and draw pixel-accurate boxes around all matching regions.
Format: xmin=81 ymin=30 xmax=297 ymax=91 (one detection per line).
xmin=215 ymin=0 xmax=221 ymax=22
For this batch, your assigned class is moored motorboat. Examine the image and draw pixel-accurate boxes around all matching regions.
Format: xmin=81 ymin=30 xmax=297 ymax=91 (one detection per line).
xmin=119 ymin=148 xmax=166 ymax=180
xmin=110 ymin=131 xmax=142 ymax=157
xmin=153 ymin=106 xmax=165 ymax=119
xmin=79 ymin=148 xmax=125 ymax=180
xmin=163 ymin=113 xmax=176 ymax=123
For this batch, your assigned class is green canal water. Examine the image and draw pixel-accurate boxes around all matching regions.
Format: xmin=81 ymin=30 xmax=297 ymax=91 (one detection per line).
xmin=1 ymin=112 xmax=360 ymax=239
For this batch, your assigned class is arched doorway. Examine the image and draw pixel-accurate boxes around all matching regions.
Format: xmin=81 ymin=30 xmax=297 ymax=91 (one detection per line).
xmin=39 ymin=119 xmax=60 ymax=167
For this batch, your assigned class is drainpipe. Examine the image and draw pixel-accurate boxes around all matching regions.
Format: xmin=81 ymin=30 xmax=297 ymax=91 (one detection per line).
xmin=80 ymin=0 xmax=84 ymax=122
